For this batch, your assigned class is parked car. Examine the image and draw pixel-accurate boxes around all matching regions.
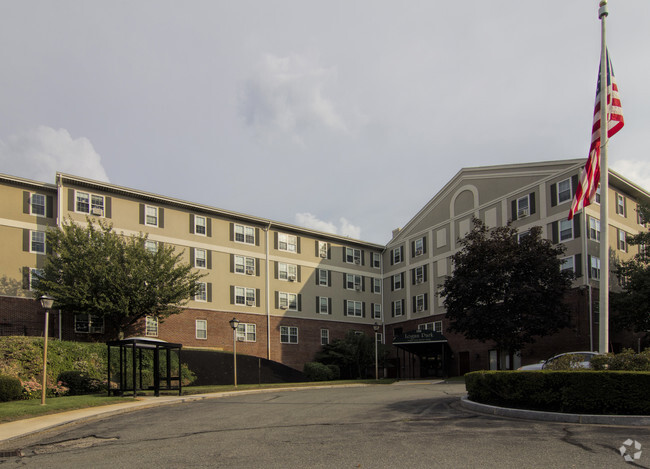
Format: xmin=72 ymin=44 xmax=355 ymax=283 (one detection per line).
xmin=517 ymin=351 xmax=599 ymax=370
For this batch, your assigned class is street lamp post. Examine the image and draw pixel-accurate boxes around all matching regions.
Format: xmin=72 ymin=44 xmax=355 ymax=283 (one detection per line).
xmin=229 ymin=317 xmax=240 ymax=387
xmin=39 ymin=295 xmax=55 ymax=405
xmin=373 ymin=322 xmax=380 ymax=381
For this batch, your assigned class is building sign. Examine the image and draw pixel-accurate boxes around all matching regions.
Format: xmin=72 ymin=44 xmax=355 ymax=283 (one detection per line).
xmin=393 ymin=329 xmax=447 ymax=345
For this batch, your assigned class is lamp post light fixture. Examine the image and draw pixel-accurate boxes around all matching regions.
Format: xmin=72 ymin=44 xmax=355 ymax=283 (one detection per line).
xmin=373 ymin=322 xmax=380 ymax=381
xmin=229 ymin=317 xmax=240 ymax=388
xmin=39 ymin=295 xmax=55 ymax=405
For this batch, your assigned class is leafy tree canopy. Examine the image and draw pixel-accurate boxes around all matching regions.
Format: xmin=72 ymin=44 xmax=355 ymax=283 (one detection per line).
xmin=441 ymin=218 xmax=573 ymax=365
xmin=35 ymin=218 xmax=205 ymax=338
xmin=612 ymin=204 xmax=650 ymax=332
xmin=314 ymin=331 xmax=388 ymax=379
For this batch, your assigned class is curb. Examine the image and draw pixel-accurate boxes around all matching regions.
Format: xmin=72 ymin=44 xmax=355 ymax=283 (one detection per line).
xmin=460 ymin=396 xmax=650 ymax=426
xmin=0 ymin=383 xmax=370 ymax=444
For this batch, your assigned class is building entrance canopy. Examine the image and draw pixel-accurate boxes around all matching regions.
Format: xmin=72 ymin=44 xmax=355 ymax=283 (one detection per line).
xmin=393 ymin=329 xmax=448 ymax=354
xmin=392 ymin=330 xmax=450 ymax=378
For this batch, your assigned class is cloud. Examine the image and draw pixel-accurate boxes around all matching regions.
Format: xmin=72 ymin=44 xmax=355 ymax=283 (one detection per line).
xmin=0 ymin=126 xmax=109 ymax=183
xmin=295 ymin=213 xmax=362 ymax=240
xmin=239 ymin=54 xmax=348 ymax=143
xmin=611 ymin=159 xmax=650 ymax=191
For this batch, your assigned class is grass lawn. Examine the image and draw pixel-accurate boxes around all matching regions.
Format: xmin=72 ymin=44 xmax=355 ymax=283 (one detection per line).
xmin=0 ymin=379 xmax=397 ymax=423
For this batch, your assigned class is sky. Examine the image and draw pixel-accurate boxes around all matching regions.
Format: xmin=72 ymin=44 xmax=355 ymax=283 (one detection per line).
xmin=1 ymin=1 xmax=649 ymax=244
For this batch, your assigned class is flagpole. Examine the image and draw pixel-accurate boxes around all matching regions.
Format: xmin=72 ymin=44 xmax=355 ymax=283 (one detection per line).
xmin=598 ymin=0 xmax=609 ymax=354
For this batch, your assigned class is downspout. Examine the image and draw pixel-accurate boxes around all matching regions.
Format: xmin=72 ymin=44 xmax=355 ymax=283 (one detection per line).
xmin=56 ymin=174 xmax=63 ymax=340
xmin=584 ymin=211 xmax=593 ymax=351
xmin=265 ymin=223 xmax=272 ymax=360
xmin=381 ymin=248 xmax=386 ymax=378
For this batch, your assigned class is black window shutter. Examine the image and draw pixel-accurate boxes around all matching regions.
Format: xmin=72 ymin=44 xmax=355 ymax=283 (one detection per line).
xmin=424 ymin=294 xmax=429 ymax=311
xmin=412 ymin=297 xmax=416 ymax=313
xmin=256 ymin=289 xmax=261 ymax=307
xmin=158 ymin=208 xmax=164 ymax=228
xmin=511 ymin=200 xmax=517 ymax=221
xmin=207 ymin=218 xmax=212 ymax=237
xmin=297 ymin=265 xmax=302 ymax=283
xmin=390 ymin=251 xmax=394 ymax=265
xmin=571 ymin=174 xmax=579 ymax=196
xmin=316 ymin=296 xmax=320 ymax=313
xmin=551 ymin=221 xmax=559 ymax=244
xmin=362 ymin=302 xmax=366 ymax=318
xmin=391 ymin=276 xmax=395 ymax=291
xmin=22 ymin=266 xmax=30 ymax=290
xmin=575 ymin=254 xmax=582 ymax=278
xmin=23 ymin=191 xmax=30 ymax=214
xmin=529 ymin=192 xmax=536 ymax=215
xmin=587 ymin=255 xmax=592 ymax=278
xmin=46 ymin=195 xmax=54 ymax=218
xmin=207 ymin=283 xmax=213 ymax=303
xmin=361 ymin=250 xmax=365 ymax=265
xmin=411 ymin=269 xmax=416 ymax=285
xmin=230 ymin=254 xmax=234 ymax=273
xmin=391 ymin=302 xmax=395 ymax=317
xmin=315 ymin=269 xmax=320 ymax=285
xmin=229 ymin=223 xmax=234 ymax=241
xmin=68 ymin=188 xmax=75 ymax=212
xmin=297 ymin=294 xmax=302 ymax=312
xmin=255 ymin=228 xmax=260 ymax=246
xmin=23 ymin=229 xmax=29 ymax=252
xmin=362 ymin=276 xmax=365 ymax=292
xmin=297 ymin=237 xmax=301 ymax=254
xmin=343 ymin=300 xmax=348 ymax=316
xmin=274 ymin=261 xmax=279 ymax=279
xmin=189 ymin=214 xmax=195 ymax=234
xmin=104 ymin=196 xmax=111 ymax=219
xmin=256 ymin=259 xmax=261 ymax=276
xmin=328 ymin=298 xmax=332 ymax=314
xmin=550 ymin=183 xmax=558 ymax=207
xmin=230 ymin=286 xmax=235 ymax=304
xmin=328 ymin=271 xmax=332 ymax=287
xmin=424 ymin=265 xmax=428 ymax=282
xmin=411 ymin=241 xmax=415 ymax=257
xmin=343 ymin=247 xmax=347 ymax=262
xmin=573 ymin=213 xmax=581 ymax=238
xmin=314 ymin=241 xmax=319 ymax=256
xmin=190 ymin=248 xmax=195 ymax=266
xmin=139 ymin=204 xmax=145 ymax=225
xmin=423 ymin=236 xmax=427 ymax=254
xmin=275 ymin=291 xmax=279 ymax=309
xmin=207 ymin=250 xmax=212 ymax=270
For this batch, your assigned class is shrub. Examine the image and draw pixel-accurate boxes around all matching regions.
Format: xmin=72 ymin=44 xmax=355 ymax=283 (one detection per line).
xmin=543 ymin=354 xmax=587 ymax=370
xmin=57 ymin=371 xmax=104 ymax=395
xmin=303 ymin=362 xmax=334 ymax=381
xmin=0 ymin=375 xmax=23 ymax=402
xmin=591 ymin=349 xmax=650 ymax=371
xmin=327 ymin=364 xmax=340 ymax=380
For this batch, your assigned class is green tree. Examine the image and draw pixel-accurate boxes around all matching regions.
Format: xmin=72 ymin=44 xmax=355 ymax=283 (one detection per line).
xmin=314 ymin=331 xmax=388 ymax=379
xmin=35 ymin=218 xmax=205 ymax=338
xmin=440 ymin=218 xmax=573 ymax=369
xmin=612 ymin=204 xmax=650 ymax=332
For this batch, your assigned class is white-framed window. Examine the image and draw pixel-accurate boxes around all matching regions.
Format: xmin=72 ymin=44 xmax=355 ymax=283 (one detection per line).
xmin=418 ymin=322 xmax=434 ymax=331
xmin=76 ymin=191 xmax=105 ymax=216
xmin=144 ymin=240 xmax=158 ymax=253
xmin=415 ymin=294 xmax=426 ymax=312
xmin=234 ymin=255 xmax=256 ymax=275
xmin=145 ymin=205 xmax=158 ymax=226
xmin=74 ymin=313 xmax=104 ymax=334
xmin=375 ymin=332 xmax=383 ymax=344
xmin=278 ymin=233 xmax=297 ymax=253
xmin=145 ymin=316 xmax=158 ymax=337
xmin=392 ymin=300 xmax=403 ymax=317
xmin=318 ymin=241 xmax=328 ymax=258
xmin=372 ymin=252 xmax=381 ymax=268
xmin=414 ymin=266 xmax=425 ymax=284
xmin=235 ymin=224 xmax=255 ymax=244
xmin=589 ymin=217 xmax=601 ymax=241
xmin=392 ymin=246 xmax=403 ymax=264
xmin=195 ymin=248 xmax=207 ymax=269
xmin=590 ymin=257 xmax=601 ymax=280
xmin=195 ymin=216 xmax=207 ymax=236
xmin=236 ymin=323 xmax=256 ymax=342
xmin=196 ymin=282 xmax=207 ymax=302
xmin=618 ymin=229 xmax=628 ymax=252
xmin=346 ymin=274 xmax=362 ymax=290
xmin=30 ymin=193 xmax=46 ymax=216
xmin=433 ymin=321 xmax=443 ymax=333
xmin=29 ymin=268 xmax=43 ymax=291
xmin=346 ymin=300 xmax=362 ymax=317
xmin=196 ymin=319 xmax=207 ymax=339
xmin=373 ymin=278 xmax=381 ymax=294
xmin=319 ymin=297 xmax=330 ymax=314
xmin=279 ymin=292 xmax=297 ymax=311
xmin=372 ymin=303 xmax=381 ymax=319
xmin=318 ymin=269 xmax=329 ymax=286
xmin=557 ymin=178 xmax=572 ymax=204
xmin=414 ymin=238 xmax=424 ymax=256
xmin=560 ymin=256 xmax=574 ymax=274
xmin=559 ymin=219 xmax=573 ymax=242
xmin=320 ymin=328 xmax=329 ymax=345
xmin=346 ymin=247 xmax=361 ymax=264
xmin=516 ymin=195 xmax=530 ymax=218
xmin=235 ymin=287 xmax=256 ymax=306
xmin=595 ymin=184 xmax=601 ymax=204
xmin=393 ymin=273 xmax=403 ymax=290
xmin=616 ymin=194 xmax=626 ymax=216
xmin=280 ymin=326 xmax=298 ymax=344
xmin=30 ymin=230 xmax=46 ymax=254
xmin=517 ymin=230 xmax=530 ymax=243
xmin=279 ymin=262 xmax=297 ymax=281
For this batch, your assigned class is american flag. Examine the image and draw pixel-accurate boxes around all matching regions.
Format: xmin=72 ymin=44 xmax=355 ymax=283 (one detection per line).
xmin=568 ymin=49 xmax=624 ymax=220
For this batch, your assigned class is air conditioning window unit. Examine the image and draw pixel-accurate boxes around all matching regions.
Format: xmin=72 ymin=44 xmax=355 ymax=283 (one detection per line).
xmin=417 ymin=278 xmax=424 ymax=284
xmin=415 ymin=248 xmax=423 ymax=256
xmin=246 ymin=268 xmax=254 ymax=275
xmin=280 ymin=305 xmax=288 ymax=310
xmin=518 ymin=208 xmax=529 ymax=218
xmin=354 ymin=259 xmax=360 ymax=265
xmin=417 ymin=306 xmax=424 ymax=312
xmin=91 ymin=207 xmax=104 ymax=216
xmin=288 ymin=275 xmax=296 ymax=282
xmin=237 ymin=337 xmax=245 ymax=342
xmin=246 ymin=300 xmax=255 ymax=306
xmin=355 ymin=286 xmax=361 ymax=291
xmin=320 ymin=250 xmax=327 ymax=258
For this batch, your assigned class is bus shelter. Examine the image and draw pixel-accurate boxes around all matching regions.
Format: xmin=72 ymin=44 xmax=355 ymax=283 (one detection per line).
xmin=107 ymin=337 xmax=183 ymax=397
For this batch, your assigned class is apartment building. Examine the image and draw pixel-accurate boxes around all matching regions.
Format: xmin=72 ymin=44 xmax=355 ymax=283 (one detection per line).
xmin=1 ymin=158 xmax=648 ymax=376
xmin=384 ymin=159 xmax=649 ymax=376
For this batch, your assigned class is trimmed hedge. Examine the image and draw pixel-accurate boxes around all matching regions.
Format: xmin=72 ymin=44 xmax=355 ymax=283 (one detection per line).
xmin=303 ymin=362 xmax=334 ymax=381
xmin=0 ymin=375 xmax=23 ymax=402
xmin=465 ymin=370 xmax=650 ymax=415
